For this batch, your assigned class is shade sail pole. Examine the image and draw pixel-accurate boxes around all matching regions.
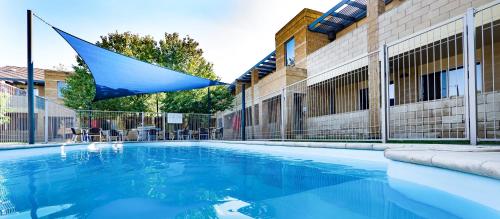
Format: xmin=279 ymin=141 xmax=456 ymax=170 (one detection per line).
xmin=27 ymin=10 xmax=35 ymax=144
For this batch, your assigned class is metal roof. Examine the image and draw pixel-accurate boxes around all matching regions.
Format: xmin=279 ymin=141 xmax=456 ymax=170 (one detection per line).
xmin=231 ymin=0 xmax=394 ymax=91
xmin=308 ymin=0 xmax=368 ymax=35
xmin=230 ymin=51 xmax=276 ymax=90
xmin=309 ymin=0 xmax=392 ymax=35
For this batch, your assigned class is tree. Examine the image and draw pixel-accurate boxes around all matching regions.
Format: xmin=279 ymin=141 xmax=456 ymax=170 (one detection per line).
xmin=0 ymin=92 xmax=10 ymax=125
xmin=62 ymin=32 xmax=232 ymax=113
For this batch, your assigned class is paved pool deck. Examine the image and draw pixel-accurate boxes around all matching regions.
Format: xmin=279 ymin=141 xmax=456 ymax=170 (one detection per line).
xmin=1 ymin=140 xmax=500 ymax=180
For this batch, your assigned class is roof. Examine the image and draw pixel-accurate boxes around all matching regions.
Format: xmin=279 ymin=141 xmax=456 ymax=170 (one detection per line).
xmin=230 ymin=51 xmax=276 ymax=91
xmin=308 ymin=0 xmax=368 ymax=35
xmin=309 ymin=0 xmax=392 ymax=35
xmin=0 ymin=66 xmax=45 ymax=83
xmin=231 ymin=0 xmax=393 ymax=92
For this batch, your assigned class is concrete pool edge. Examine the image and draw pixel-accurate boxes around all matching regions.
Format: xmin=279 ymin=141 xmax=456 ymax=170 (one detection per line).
xmin=384 ymin=149 xmax=500 ymax=180
xmin=1 ymin=140 xmax=500 ymax=180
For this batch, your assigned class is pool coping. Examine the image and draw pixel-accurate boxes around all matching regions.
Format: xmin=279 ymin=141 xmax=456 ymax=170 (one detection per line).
xmin=1 ymin=140 xmax=500 ymax=180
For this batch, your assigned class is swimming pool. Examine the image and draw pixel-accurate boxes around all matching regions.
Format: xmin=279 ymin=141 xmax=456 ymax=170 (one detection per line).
xmin=0 ymin=143 xmax=499 ymax=219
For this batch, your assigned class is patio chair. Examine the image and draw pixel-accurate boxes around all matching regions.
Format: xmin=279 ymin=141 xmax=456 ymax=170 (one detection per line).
xmin=88 ymin=128 xmax=102 ymax=142
xmin=199 ymin=128 xmax=209 ymax=140
xmin=71 ymin=128 xmax=83 ymax=142
xmin=109 ymin=129 xmax=121 ymax=142
xmin=147 ymin=129 xmax=158 ymax=141
xmin=216 ymin=128 xmax=224 ymax=140
xmin=125 ymin=129 xmax=139 ymax=141
xmin=169 ymin=131 xmax=176 ymax=140
xmin=182 ymin=129 xmax=192 ymax=140
xmin=210 ymin=128 xmax=216 ymax=140
xmin=156 ymin=130 xmax=165 ymax=141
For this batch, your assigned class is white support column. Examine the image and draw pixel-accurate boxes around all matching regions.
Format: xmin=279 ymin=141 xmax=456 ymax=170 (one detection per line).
xmin=280 ymin=88 xmax=286 ymax=141
xmin=44 ymin=100 xmax=49 ymax=143
xmin=380 ymin=44 xmax=388 ymax=143
xmin=466 ymin=8 xmax=477 ymax=145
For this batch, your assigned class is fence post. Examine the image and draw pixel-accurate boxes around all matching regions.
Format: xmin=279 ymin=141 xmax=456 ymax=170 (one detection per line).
xmin=380 ymin=44 xmax=388 ymax=143
xmin=281 ymin=88 xmax=286 ymax=141
xmin=27 ymin=10 xmax=35 ymax=144
xmin=241 ymin=83 xmax=246 ymax=141
xmin=44 ymin=100 xmax=49 ymax=143
xmin=466 ymin=8 xmax=477 ymax=145
xmin=162 ymin=112 xmax=166 ymax=140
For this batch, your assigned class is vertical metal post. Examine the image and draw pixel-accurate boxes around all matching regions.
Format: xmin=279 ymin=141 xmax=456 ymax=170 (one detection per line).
xmin=280 ymin=88 xmax=286 ymax=141
xmin=141 ymin=112 xmax=145 ymax=141
xmin=207 ymin=87 xmax=211 ymax=114
xmin=162 ymin=112 xmax=166 ymax=140
xmin=466 ymin=8 xmax=477 ymax=145
xmin=380 ymin=44 xmax=388 ymax=143
xmin=27 ymin=10 xmax=35 ymax=144
xmin=44 ymin=100 xmax=49 ymax=143
xmin=241 ymin=83 xmax=246 ymax=141
xmin=207 ymin=88 xmax=212 ymax=139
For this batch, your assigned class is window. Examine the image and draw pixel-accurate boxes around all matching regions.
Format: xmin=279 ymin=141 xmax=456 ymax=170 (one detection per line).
xmin=359 ymin=88 xmax=369 ymax=110
xmin=33 ymin=88 xmax=39 ymax=96
xmin=444 ymin=67 xmax=465 ymax=98
xmin=389 ymin=81 xmax=395 ymax=106
xmin=421 ymin=72 xmax=442 ymax=101
xmin=420 ymin=64 xmax=481 ymax=101
xmin=57 ymin=81 xmax=67 ymax=98
xmin=285 ymin=38 xmax=295 ymax=66
xmin=264 ymin=95 xmax=281 ymax=123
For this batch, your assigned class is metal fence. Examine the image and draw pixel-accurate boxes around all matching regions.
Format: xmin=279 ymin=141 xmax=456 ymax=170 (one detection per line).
xmin=0 ymin=82 xmax=76 ymax=143
xmin=0 ymin=82 xmax=216 ymax=143
xmin=0 ymin=3 xmax=498 ymax=145
xmin=475 ymin=2 xmax=500 ymax=141
xmin=385 ymin=16 xmax=467 ymax=140
xmin=221 ymin=2 xmax=500 ymax=144
xmin=284 ymin=52 xmax=380 ymax=141
xmin=75 ymin=110 xmax=215 ymax=141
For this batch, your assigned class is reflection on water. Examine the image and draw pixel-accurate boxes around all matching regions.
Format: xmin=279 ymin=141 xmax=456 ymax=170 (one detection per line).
xmin=0 ymin=145 xmax=498 ymax=219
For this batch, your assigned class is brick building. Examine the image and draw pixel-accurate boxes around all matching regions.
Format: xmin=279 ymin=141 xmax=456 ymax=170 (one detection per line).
xmin=218 ymin=0 xmax=499 ymax=143
xmin=0 ymin=66 xmax=72 ymax=104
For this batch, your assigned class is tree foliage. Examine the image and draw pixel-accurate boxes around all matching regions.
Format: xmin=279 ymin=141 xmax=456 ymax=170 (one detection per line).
xmin=61 ymin=32 xmax=233 ymax=113
xmin=0 ymin=92 xmax=10 ymax=125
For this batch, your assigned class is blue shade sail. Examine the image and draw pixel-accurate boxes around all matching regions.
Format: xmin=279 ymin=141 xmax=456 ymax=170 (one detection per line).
xmin=53 ymin=27 xmax=226 ymax=101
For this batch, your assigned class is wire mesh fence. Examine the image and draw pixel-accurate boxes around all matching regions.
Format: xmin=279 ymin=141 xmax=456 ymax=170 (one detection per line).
xmin=0 ymin=3 xmax=498 ymax=144
xmin=75 ymin=110 xmax=215 ymax=141
xmin=385 ymin=16 xmax=468 ymax=140
xmin=0 ymin=82 xmax=75 ymax=143
xmin=285 ymin=52 xmax=380 ymax=141
xmin=475 ymin=2 xmax=500 ymax=140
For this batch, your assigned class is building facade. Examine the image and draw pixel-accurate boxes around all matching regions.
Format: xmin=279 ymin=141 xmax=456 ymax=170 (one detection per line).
xmin=0 ymin=66 xmax=72 ymax=104
xmin=218 ymin=0 xmax=499 ymax=144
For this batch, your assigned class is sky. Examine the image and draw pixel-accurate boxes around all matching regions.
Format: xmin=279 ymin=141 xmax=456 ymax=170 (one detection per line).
xmin=0 ymin=0 xmax=338 ymax=82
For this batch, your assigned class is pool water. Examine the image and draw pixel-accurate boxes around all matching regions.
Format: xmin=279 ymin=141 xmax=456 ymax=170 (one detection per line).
xmin=0 ymin=144 xmax=499 ymax=219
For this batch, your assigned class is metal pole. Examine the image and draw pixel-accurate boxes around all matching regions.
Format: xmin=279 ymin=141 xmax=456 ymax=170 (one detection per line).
xmin=241 ymin=83 xmax=246 ymax=141
xmin=162 ymin=112 xmax=166 ymax=140
xmin=207 ymin=87 xmax=211 ymax=114
xmin=44 ymin=100 xmax=48 ymax=143
xmin=466 ymin=8 xmax=477 ymax=145
xmin=280 ymin=88 xmax=286 ymax=141
xmin=27 ymin=10 xmax=35 ymax=144
xmin=207 ymin=87 xmax=212 ymax=139
xmin=380 ymin=44 xmax=388 ymax=143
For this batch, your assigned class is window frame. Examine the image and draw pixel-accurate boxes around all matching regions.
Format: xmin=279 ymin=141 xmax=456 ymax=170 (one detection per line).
xmin=285 ymin=37 xmax=295 ymax=67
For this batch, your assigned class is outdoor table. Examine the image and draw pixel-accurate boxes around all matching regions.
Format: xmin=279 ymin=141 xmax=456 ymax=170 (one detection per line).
xmin=137 ymin=126 xmax=159 ymax=141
